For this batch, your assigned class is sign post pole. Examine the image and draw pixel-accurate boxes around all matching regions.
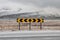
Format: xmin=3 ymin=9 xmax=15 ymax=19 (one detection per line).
xmin=29 ymin=22 xmax=31 ymax=30
xmin=17 ymin=18 xmax=44 ymax=30
xmin=40 ymin=22 xmax=42 ymax=30
xmin=19 ymin=23 xmax=20 ymax=30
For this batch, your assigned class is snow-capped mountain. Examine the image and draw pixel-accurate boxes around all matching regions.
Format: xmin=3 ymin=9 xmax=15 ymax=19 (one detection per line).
xmin=0 ymin=7 xmax=60 ymax=20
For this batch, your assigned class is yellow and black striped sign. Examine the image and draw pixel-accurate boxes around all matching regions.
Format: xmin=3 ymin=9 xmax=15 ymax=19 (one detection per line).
xmin=17 ymin=18 xmax=20 ymax=23
xmin=17 ymin=18 xmax=44 ymax=23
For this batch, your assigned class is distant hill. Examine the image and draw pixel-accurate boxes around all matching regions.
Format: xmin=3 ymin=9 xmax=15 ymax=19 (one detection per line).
xmin=0 ymin=7 xmax=60 ymax=20
xmin=0 ymin=12 xmax=60 ymax=20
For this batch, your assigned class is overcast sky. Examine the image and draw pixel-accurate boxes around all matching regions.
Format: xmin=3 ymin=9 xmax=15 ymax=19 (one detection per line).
xmin=11 ymin=0 xmax=60 ymax=8
xmin=0 ymin=0 xmax=60 ymax=13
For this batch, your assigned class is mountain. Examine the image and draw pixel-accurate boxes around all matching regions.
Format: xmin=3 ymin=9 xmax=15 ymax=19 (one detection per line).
xmin=0 ymin=7 xmax=60 ymax=20
xmin=0 ymin=11 xmax=60 ymax=20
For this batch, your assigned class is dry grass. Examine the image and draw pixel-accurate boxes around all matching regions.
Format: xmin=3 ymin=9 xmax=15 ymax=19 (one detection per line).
xmin=0 ymin=20 xmax=60 ymax=31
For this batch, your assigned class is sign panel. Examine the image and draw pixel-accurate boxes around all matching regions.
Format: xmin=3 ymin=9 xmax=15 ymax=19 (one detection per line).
xmin=17 ymin=18 xmax=44 ymax=23
xmin=17 ymin=18 xmax=20 ymax=23
xmin=16 ymin=18 xmax=44 ymax=30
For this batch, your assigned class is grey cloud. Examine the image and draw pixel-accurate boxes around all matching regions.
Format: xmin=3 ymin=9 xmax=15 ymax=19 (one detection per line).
xmin=0 ymin=0 xmax=60 ymax=19
xmin=10 ymin=0 xmax=60 ymax=8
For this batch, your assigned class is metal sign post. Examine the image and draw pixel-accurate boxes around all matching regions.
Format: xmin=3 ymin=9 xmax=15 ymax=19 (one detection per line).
xmin=40 ymin=18 xmax=44 ymax=30
xmin=17 ymin=18 xmax=44 ymax=30
xmin=40 ymin=23 xmax=42 ymax=30
xmin=29 ymin=22 xmax=31 ymax=30
xmin=19 ymin=23 xmax=20 ymax=30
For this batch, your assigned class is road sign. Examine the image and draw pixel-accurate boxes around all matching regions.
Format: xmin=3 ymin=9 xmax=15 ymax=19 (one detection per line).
xmin=16 ymin=18 xmax=20 ymax=30
xmin=17 ymin=18 xmax=44 ymax=23
xmin=17 ymin=18 xmax=20 ymax=23
xmin=40 ymin=18 xmax=44 ymax=23
xmin=16 ymin=18 xmax=44 ymax=30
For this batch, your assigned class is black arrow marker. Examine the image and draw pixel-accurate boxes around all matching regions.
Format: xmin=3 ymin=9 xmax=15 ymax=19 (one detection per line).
xmin=38 ymin=19 xmax=40 ymax=22
xmin=24 ymin=19 xmax=27 ymax=22
xmin=33 ymin=19 xmax=36 ymax=22
xmin=29 ymin=19 xmax=32 ymax=22
xmin=20 ymin=19 xmax=23 ymax=22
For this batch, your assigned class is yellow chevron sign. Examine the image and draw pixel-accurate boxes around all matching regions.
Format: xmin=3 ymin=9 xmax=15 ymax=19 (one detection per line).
xmin=27 ymin=19 xmax=33 ymax=22
xmin=40 ymin=18 xmax=44 ymax=23
xmin=17 ymin=18 xmax=44 ymax=23
xmin=17 ymin=18 xmax=20 ymax=23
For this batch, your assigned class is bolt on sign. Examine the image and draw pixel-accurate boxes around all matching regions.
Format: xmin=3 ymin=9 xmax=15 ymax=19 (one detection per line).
xmin=17 ymin=18 xmax=44 ymax=23
xmin=16 ymin=18 xmax=44 ymax=30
